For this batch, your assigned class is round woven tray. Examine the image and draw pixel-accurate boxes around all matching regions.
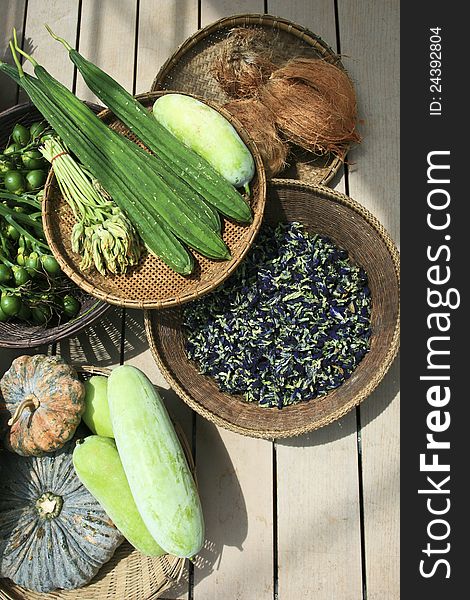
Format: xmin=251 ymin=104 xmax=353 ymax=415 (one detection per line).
xmin=0 ymin=365 xmax=190 ymax=600
xmin=0 ymin=103 xmax=110 ymax=349
xmin=152 ymin=13 xmax=346 ymax=185
xmin=42 ymin=91 xmax=266 ymax=309
xmin=145 ymin=180 xmax=400 ymax=439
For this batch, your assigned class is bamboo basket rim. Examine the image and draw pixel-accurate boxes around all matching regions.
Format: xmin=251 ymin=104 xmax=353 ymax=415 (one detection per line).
xmin=0 ymin=364 xmax=189 ymax=600
xmin=41 ymin=91 xmax=266 ymax=310
xmin=0 ymin=299 xmax=110 ymax=349
xmin=151 ymin=13 xmax=346 ymax=186
xmin=0 ymin=101 xmax=110 ymax=349
xmin=144 ymin=179 xmax=400 ymax=440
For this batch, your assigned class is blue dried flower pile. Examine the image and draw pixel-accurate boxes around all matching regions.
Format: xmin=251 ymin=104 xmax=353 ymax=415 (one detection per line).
xmin=184 ymin=222 xmax=372 ymax=409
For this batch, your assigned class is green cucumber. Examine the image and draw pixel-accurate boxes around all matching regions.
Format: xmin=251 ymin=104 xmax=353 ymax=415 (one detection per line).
xmin=107 ymin=365 xmax=204 ymax=558
xmin=82 ymin=376 xmax=113 ymax=438
xmin=153 ymin=94 xmax=255 ymax=189
xmin=73 ymin=435 xmax=165 ymax=556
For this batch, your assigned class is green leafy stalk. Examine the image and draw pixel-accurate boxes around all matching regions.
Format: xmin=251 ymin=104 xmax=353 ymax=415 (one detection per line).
xmin=0 ymin=202 xmax=43 ymax=235
xmin=45 ymin=25 xmax=252 ymax=224
xmin=2 ymin=40 xmax=194 ymax=274
xmin=14 ymin=34 xmax=231 ymax=261
xmin=2 ymin=214 xmax=49 ymax=252
xmin=40 ymin=136 xmax=142 ymax=275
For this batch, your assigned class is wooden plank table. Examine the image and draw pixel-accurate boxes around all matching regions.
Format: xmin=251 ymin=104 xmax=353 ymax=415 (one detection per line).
xmin=0 ymin=1 xmax=399 ymax=598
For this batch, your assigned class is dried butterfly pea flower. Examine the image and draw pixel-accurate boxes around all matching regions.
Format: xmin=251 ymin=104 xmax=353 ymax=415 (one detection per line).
xmin=184 ymin=222 xmax=372 ymax=409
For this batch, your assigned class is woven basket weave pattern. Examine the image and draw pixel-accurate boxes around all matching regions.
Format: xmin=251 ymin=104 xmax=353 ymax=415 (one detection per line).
xmin=42 ymin=92 xmax=266 ymax=309
xmin=145 ymin=180 xmax=400 ymax=439
xmin=152 ymin=13 xmax=346 ymax=185
xmin=0 ymin=366 xmax=188 ymax=600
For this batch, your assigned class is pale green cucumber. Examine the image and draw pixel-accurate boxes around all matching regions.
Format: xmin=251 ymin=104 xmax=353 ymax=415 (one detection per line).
xmin=82 ymin=376 xmax=113 ymax=438
xmin=107 ymin=365 xmax=204 ymax=558
xmin=153 ymin=93 xmax=255 ymax=189
xmin=73 ymin=435 xmax=165 ymax=556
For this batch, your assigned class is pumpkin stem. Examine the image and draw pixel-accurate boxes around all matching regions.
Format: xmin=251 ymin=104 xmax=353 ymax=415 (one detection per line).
xmin=36 ymin=492 xmax=64 ymax=519
xmin=7 ymin=394 xmax=40 ymax=426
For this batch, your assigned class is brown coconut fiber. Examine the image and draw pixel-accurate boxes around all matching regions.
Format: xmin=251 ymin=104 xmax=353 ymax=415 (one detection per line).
xmin=260 ymin=57 xmax=361 ymax=158
xmin=223 ymin=98 xmax=289 ymax=178
xmin=212 ymin=27 xmax=276 ymax=99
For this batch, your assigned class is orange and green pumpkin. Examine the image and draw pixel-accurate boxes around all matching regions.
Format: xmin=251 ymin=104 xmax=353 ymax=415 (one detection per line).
xmin=0 ymin=354 xmax=85 ymax=456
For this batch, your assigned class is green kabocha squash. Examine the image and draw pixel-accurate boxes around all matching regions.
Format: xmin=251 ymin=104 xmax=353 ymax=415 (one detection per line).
xmin=0 ymin=354 xmax=85 ymax=456
xmin=0 ymin=438 xmax=123 ymax=592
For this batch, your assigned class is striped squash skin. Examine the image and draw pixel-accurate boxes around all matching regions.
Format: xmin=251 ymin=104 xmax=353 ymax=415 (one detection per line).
xmin=108 ymin=365 xmax=204 ymax=558
xmin=0 ymin=439 xmax=123 ymax=593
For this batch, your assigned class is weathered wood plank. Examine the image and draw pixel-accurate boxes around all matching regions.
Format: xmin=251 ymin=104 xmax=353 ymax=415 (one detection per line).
xmin=276 ymin=414 xmax=363 ymax=600
xmin=19 ymin=0 xmax=80 ymax=103
xmin=188 ymin=4 xmax=275 ymax=599
xmin=133 ymin=0 xmax=199 ymax=553
xmin=0 ymin=0 xmax=26 ymax=111
xmin=123 ymin=327 xmax=191 ymax=600
xmin=136 ymin=0 xmax=198 ymax=94
xmin=337 ymin=0 xmax=400 ymax=598
xmin=123 ymin=309 xmax=192 ymax=600
xmin=338 ymin=0 xmax=400 ymax=242
xmin=268 ymin=0 xmax=336 ymax=48
xmin=76 ymin=0 xmax=137 ymax=102
xmin=129 ymin=8 xmax=201 ymax=595
xmin=358 ymin=361 xmax=400 ymax=600
xmin=266 ymin=3 xmax=363 ymax=599
xmin=193 ymin=424 xmax=273 ymax=600
xmin=200 ymin=0 xmax=265 ymax=27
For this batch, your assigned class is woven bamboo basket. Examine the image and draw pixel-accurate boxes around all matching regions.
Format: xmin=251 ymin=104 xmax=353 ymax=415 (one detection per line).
xmin=42 ymin=91 xmax=266 ymax=310
xmin=0 ymin=103 xmax=109 ymax=348
xmin=145 ymin=180 xmax=400 ymax=439
xmin=152 ymin=13 xmax=348 ymax=185
xmin=0 ymin=365 xmax=191 ymax=600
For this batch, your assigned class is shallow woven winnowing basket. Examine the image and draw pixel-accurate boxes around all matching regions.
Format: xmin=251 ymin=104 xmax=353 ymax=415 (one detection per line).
xmin=42 ymin=92 xmax=266 ymax=309
xmin=152 ymin=13 xmax=348 ymax=185
xmin=0 ymin=366 xmax=190 ymax=600
xmin=145 ymin=180 xmax=400 ymax=439
xmin=0 ymin=103 xmax=109 ymax=349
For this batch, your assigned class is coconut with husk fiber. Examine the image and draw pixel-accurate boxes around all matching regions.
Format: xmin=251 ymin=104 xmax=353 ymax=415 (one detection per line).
xmin=260 ymin=57 xmax=361 ymax=159
xmin=223 ymin=98 xmax=289 ymax=178
xmin=212 ymin=27 xmax=276 ymax=99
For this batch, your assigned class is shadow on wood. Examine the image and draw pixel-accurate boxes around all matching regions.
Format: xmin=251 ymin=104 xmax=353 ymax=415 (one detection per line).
xmin=277 ymin=352 xmax=400 ymax=448
xmin=54 ymin=306 xmax=153 ymax=367
xmin=193 ymin=420 xmax=248 ymax=585
xmin=0 ymin=1 xmax=25 ymax=111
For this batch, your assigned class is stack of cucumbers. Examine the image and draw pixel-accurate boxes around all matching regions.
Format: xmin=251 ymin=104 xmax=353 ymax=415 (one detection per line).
xmin=0 ymin=28 xmax=255 ymax=276
xmin=74 ymin=365 xmax=204 ymax=559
